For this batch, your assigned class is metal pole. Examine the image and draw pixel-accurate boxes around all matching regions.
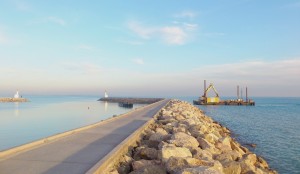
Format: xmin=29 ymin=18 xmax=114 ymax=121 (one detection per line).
xmin=237 ymin=85 xmax=239 ymax=99
xmin=241 ymin=88 xmax=243 ymax=101
xmin=246 ymin=87 xmax=248 ymax=102
xmin=204 ymin=80 xmax=207 ymax=97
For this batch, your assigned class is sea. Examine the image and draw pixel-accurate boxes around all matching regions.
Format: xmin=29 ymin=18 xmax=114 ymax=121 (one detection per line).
xmin=179 ymin=97 xmax=300 ymax=174
xmin=0 ymin=96 xmax=144 ymax=151
xmin=0 ymin=96 xmax=299 ymax=174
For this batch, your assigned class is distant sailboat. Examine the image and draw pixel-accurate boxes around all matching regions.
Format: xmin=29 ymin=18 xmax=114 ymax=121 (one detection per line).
xmin=104 ymin=90 xmax=108 ymax=98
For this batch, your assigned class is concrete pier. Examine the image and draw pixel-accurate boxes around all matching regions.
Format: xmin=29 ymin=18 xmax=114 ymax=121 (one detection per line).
xmin=0 ymin=99 xmax=169 ymax=174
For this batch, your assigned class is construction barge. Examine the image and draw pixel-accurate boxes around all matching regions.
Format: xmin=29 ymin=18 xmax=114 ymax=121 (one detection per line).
xmin=193 ymin=80 xmax=255 ymax=106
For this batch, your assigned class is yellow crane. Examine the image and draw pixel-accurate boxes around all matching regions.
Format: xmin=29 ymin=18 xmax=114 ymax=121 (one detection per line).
xmin=201 ymin=83 xmax=220 ymax=104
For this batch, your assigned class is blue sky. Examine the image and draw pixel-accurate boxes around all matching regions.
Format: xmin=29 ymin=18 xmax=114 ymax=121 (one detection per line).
xmin=0 ymin=0 xmax=300 ymax=97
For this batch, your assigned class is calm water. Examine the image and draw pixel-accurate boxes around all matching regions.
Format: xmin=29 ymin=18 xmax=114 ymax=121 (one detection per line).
xmin=179 ymin=97 xmax=300 ymax=174
xmin=1 ymin=96 xmax=299 ymax=173
xmin=0 ymin=96 xmax=144 ymax=151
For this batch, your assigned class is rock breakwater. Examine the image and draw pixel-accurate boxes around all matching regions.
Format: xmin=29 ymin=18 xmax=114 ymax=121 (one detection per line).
xmin=109 ymin=99 xmax=277 ymax=174
xmin=0 ymin=97 xmax=28 ymax=102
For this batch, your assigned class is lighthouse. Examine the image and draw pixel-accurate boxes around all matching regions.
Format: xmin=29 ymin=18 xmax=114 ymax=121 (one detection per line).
xmin=14 ymin=90 xmax=20 ymax=99
xmin=104 ymin=90 xmax=108 ymax=98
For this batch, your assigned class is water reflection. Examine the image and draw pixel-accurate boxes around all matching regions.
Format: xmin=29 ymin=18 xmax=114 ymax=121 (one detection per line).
xmin=14 ymin=102 xmax=19 ymax=116
xmin=104 ymin=101 xmax=108 ymax=112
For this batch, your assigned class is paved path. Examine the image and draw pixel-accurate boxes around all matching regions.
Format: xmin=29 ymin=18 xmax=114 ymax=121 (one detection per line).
xmin=0 ymin=99 xmax=169 ymax=174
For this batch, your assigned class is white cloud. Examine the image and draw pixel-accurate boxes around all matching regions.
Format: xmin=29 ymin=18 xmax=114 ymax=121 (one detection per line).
xmin=1 ymin=58 xmax=299 ymax=96
xmin=62 ymin=62 xmax=102 ymax=74
xmin=127 ymin=21 xmax=155 ymax=39
xmin=132 ymin=58 xmax=145 ymax=65
xmin=174 ymin=11 xmax=197 ymax=19
xmin=47 ymin=16 xmax=66 ymax=26
xmin=183 ymin=23 xmax=198 ymax=31
xmin=160 ymin=26 xmax=187 ymax=45
xmin=127 ymin=20 xmax=197 ymax=45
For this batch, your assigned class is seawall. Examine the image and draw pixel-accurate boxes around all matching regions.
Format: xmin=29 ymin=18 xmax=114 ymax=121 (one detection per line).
xmin=0 ymin=98 xmax=28 ymax=102
xmin=99 ymin=99 xmax=276 ymax=174
xmin=98 ymin=97 xmax=164 ymax=104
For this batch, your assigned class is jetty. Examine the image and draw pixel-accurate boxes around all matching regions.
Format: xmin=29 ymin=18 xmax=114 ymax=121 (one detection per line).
xmin=0 ymin=91 xmax=28 ymax=102
xmin=193 ymin=80 xmax=255 ymax=106
xmin=0 ymin=99 xmax=169 ymax=174
xmin=99 ymin=97 xmax=164 ymax=104
xmin=0 ymin=98 xmax=28 ymax=102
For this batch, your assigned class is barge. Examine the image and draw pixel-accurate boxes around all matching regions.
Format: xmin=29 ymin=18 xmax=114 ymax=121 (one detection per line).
xmin=193 ymin=80 xmax=255 ymax=106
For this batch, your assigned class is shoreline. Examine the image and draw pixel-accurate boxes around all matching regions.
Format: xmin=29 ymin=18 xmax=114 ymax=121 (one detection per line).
xmin=108 ymin=99 xmax=277 ymax=174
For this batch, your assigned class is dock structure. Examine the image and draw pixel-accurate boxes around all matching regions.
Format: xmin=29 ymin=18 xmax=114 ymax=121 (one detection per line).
xmin=98 ymin=97 xmax=164 ymax=104
xmin=0 ymin=99 xmax=169 ymax=174
xmin=193 ymin=80 xmax=255 ymax=106
xmin=0 ymin=98 xmax=28 ymax=102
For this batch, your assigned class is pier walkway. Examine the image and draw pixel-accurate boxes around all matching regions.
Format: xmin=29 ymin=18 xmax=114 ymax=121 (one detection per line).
xmin=0 ymin=99 xmax=169 ymax=174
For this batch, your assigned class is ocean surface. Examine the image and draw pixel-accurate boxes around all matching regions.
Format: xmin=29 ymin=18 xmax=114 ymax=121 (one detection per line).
xmin=0 ymin=96 xmax=144 ymax=151
xmin=179 ymin=97 xmax=300 ymax=174
xmin=1 ymin=96 xmax=299 ymax=173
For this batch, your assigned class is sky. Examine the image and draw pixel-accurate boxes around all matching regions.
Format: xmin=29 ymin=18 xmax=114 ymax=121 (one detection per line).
xmin=0 ymin=0 xmax=300 ymax=97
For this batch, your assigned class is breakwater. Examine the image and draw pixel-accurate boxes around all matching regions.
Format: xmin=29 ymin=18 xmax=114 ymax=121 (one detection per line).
xmin=98 ymin=97 xmax=164 ymax=104
xmin=0 ymin=97 xmax=28 ymax=102
xmin=107 ymin=100 xmax=276 ymax=174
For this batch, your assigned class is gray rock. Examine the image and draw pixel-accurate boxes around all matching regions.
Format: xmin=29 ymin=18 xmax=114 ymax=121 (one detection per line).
xmin=161 ymin=146 xmax=192 ymax=162
xmin=222 ymin=161 xmax=241 ymax=174
xmin=169 ymin=132 xmax=199 ymax=149
xmin=134 ymin=147 xmax=158 ymax=160
xmin=166 ymin=157 xmax=208 ymax=174
xmin=132 ymin=159 xmax=161 ymax=171
xmin=129 ymin=165 xmax=166 ymax=174
xmin=178 ymin=166 xmax=222 ymax=174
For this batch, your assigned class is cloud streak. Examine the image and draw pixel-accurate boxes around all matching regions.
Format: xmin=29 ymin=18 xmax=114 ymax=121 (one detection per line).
xmin=127 ymin=20 xmax=197 ymax=45
xmin=174 ymin=10 xmax=197 ymax=19
xmin=1 ymin=59 xmax=299 ymax=97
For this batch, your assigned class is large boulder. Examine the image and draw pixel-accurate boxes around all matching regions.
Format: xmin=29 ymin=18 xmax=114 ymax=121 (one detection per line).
xmin=178 ymin=166 xmax=222 ymax=174
xmin=129 ymin=165 xmax=166 ymax=174
xmin=202 ymin=133 xmax=219 ymax=144
xmin=239 ymin=153 xmax=257 ymax=173
xmin=222 ymin=161 xmax=242 ymax=174
xmin=197 ymin=137 xmax=213 ymax=150
xmin=149 ymin=132 xmax=168 ymax=142
xmin=132 ymin=160 xmax=161 ymax=171
xmin=169 ymin=132 xmax=199 ymax=149
xmin=192 ymin=148 xmax=213 ymax=161
xmin=166 ymin=157 xmax=208 ymax=174
xmin=161 ymin=146 xmax=192 ymax=162
xmin=134 ymin=147 xmax=158 ymax=160
xmin=218 ymin=137 xmax=232 ymax=147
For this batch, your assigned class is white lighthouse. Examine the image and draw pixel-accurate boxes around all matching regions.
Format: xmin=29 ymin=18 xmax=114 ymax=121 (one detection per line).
xmin=104 ymin=90 xmax=108 ymax=98
xmin=14 ymin=90 xmax=20 ymax=99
